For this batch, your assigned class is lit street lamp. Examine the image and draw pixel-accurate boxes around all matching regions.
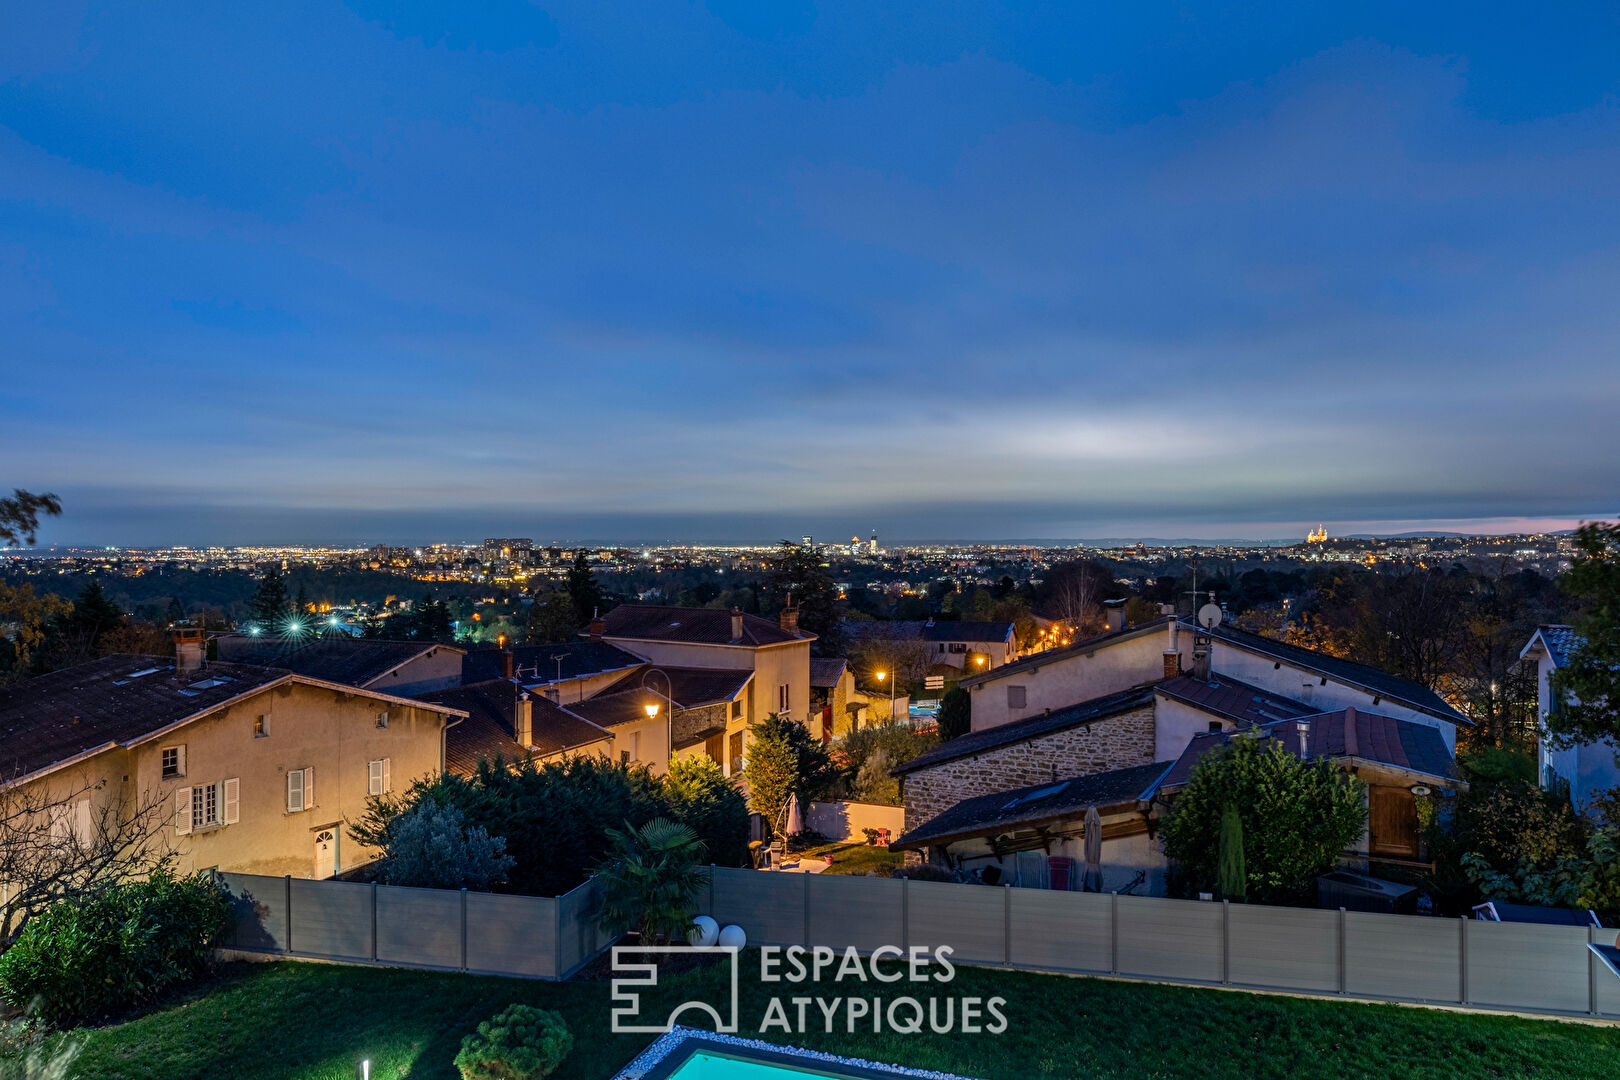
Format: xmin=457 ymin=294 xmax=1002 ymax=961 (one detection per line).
xmin=875 ymin=670 xmax=894 ymax=723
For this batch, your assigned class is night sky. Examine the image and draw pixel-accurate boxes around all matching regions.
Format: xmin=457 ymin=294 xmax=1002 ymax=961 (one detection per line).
xmin=5 ymin=3 xmax=1618 ymax=546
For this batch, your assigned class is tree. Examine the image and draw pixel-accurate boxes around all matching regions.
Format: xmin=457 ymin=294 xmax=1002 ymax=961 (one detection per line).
xmin=763 ymin=541 xmax=841 ymax=651
xmin=524 ymin=590 xmax=579 ymax=644
xmin=936 ymin=686 xmax=971 ymax=741
xmin=374 ymin=803 xmax=514 ymax=891
xmin=743 ymin=714 xmax=837 ymax=833
xmin=592 ymin=818 xmax=708 ymax=944
xmin=246 ymin=567 xmax=291 ymax=630
xmin=566 ymin=552 xmax=602 ymax=625
xmin=0 ymin=774 xmax=177 ymax=945
xmin=45 ymin=581 xmax=126 ymax=666
xmin=664 ymin=756 xmax=749 ymax=868
xmin=1217 ymin=806 xmax=1246 ymax=902
xmin=0 ymin=490 xmax=61 ymax=548
xmin=1160 ymin=734 xmax=1365 ymax=904
xmin=0 ymin=582 xmax=71 ymax=683
xmin=1549 ymin=521 xmax=1620 ymax=746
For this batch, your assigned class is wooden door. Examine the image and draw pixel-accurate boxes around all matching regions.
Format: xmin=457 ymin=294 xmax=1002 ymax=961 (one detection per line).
xmin=1369 ymin=787 xmax=1419 ymax=858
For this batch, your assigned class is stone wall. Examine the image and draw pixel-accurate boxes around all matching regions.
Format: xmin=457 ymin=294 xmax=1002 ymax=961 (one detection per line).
xmin=901 ymin=704 xmax=1156 ymax=833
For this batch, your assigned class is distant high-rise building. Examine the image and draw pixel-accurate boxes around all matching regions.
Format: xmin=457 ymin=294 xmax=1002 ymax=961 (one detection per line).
xmin=801 ymin=535 xmax=814 ymax=547
xmin=868 ymin=531 xmax=878 ymax=554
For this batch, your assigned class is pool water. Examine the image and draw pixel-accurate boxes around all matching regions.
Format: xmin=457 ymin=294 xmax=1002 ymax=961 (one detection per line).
xmin=670 ymin=1052 xmax=835 ymax=1078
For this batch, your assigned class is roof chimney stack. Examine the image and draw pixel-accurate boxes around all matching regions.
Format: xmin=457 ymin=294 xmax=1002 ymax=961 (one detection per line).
xmin=587 ymin=608 xmax=606 ymax=640
xmin=730 ymin=607 xmax=744 ymax=643
xmin=172 ymin=626 xmax=205 ymax=674
xmin=778 ymin=598 xmax=799 ymax=635
xmin=1296 ymin=718 xmax=1310 ymax=759
xmin=514 ymin=690 xmax=533 ymax=749
xmin=500 ymin=647 xmax=515 ymax=681
xmin=1103 ymin=598 xmax=1126 ymax=633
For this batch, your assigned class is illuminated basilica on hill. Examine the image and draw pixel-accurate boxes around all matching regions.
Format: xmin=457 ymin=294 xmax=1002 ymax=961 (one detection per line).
xmin=1306 ymin=524 xmax=1329 ymax=543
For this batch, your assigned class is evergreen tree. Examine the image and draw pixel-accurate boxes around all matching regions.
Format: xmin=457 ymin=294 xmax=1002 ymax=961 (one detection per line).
xmin=1218 ymin=806 xmax=1247 ymax=901
xmin=566 ymin=552 xmax=602 ymax=625
xmin=936 ymin=686 xmax=971 ymax=741
xmin=411 ymin=595 xmax=455 ymax=643
xmin=763 ymin=541 xmax=841 ymax=651
xmin=525 ymin=590 xmax=579 ymax=644
xmin=293 ymin=584 xmax=310 ymax=618
xmin=742 ymin=714 xmax=837 ymax=834
xmin=246 ymin=567 xmax=291 ymax=630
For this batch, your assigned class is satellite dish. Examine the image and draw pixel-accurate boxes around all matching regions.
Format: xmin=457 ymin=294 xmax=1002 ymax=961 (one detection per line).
xmin=1197 ymin=603 xmax=1223 ymax=630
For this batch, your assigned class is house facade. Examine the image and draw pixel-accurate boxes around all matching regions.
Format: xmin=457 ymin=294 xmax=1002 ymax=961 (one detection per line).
xmin=1521 ymin=624 xmax=1617 ymax=808
xmin=0 ymin=652 xmax=464 ymax=881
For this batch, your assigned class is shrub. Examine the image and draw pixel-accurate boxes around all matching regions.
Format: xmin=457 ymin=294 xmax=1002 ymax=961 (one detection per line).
xmin=376 ymin=803 xmax=514 ymax=890
xmin=936 ymin=687 xmax=971 ymax=742
xmin=592 ymin=818 xmax=709 ymax=944
xmin=0 ymin=871 xmax=231 ymax=1027
xmin=454 ymin=1004 xmax=572 ymax=1080
xmin=835 ymin=722 xmax=937 ymax=805
xmin=665 ymin=756 xmax=749 ymax=868
xmin=1160 ymin=733 xmax=1365 ymax=905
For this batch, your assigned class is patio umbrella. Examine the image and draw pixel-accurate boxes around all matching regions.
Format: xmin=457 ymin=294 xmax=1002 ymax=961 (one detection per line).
xmin=785 ymin=794 xmax=803 ymax=836
xmin=1083 ymin=805 xmax=1102 ymax=892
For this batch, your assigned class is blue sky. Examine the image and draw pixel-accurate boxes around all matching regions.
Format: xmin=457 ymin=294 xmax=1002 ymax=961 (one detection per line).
xmin=4 ymin=2 xmax=1618 ymax=546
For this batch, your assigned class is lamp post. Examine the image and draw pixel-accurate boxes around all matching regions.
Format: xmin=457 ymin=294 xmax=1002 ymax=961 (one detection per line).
xmin=641 ymin=668 xmax=675 ymax=767
xmin=875 ymin=670 xmax=894 ymax=724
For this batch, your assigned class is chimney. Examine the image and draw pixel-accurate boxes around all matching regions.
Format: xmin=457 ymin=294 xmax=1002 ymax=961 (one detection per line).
xmin=587 ymin=608 xmax=606 ymax=640
xmin=778 ymin=602 xmax=799 ymax=635
xmin=1103 ymin=599 xmax=1126 ymax=633
xmin=1296 ymin=718 xmax=1310 ymax=759
xmin=500 ymin=648 xmax=515 ymax=681
xmin=730 ymin=606 xmax=744 ymax=643
xmin=172 ymin=627 xmax=205 ymax=674
xmin=1162 ymin=650 xmax=1180 ymax=681
xmin=514 ymin=691 xmax=533 ymax=749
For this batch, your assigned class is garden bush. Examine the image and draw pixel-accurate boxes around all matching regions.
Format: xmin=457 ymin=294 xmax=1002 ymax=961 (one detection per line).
xmin=454 ymin=1003 xmax=572 ymax=1080
xmin=0 ymin=872 xmax=231 ymax=1027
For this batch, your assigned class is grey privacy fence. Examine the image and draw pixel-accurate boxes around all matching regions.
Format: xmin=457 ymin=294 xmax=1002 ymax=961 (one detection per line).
xmin=703 ymin=868 xmax=1620 ymax=1020
xmin=220 ymin=867 xmax=1620 ymax=1019
xmin=217 ymin=872 xmax=616 ymax=980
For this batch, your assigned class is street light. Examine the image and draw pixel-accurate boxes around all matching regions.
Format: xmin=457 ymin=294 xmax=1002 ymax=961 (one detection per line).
xmin=875 ymin=670 xmax=894 ymax=723
xmin=644 ymin=701 xmax=660 ymax=720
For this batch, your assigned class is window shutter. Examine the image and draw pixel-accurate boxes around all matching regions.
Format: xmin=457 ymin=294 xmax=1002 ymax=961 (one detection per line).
xmin=222 ymin=778 xmax=240 ymax=825
xmin=286 ymin=770 xmax=302 ymax=813
xmin=304 ymin=767 xmax=313 ymax=808
xmin=75 ymin=799 xmax=93 ymax=845
xmin=176 ymin=745 xmax=186 ymax=776
xmin=368 ymin=760 xmax=383 ymax=796
xmin=176 ymin=787 xmax=193 ymax=835
xmin=382 ymin=757 xmax=391 ymax=794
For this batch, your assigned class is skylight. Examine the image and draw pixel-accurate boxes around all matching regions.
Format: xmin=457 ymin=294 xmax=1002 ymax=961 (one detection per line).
xmin=1001 ymin=782 xmax=1069 ymax=810
xmin=125 ymin=667 xmax=162 ymax=678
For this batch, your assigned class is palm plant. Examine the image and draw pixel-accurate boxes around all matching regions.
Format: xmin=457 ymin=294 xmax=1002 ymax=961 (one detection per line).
xmin=592 ymin=818 xmax=709 ymax=945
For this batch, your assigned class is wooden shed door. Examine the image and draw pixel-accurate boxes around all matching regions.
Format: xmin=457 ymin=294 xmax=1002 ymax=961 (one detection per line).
xmin=1369 ymin=787 xmax=1419 ymax=858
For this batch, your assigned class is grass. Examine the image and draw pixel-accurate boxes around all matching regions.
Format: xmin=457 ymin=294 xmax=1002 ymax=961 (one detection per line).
xmin=28 ymin=954 xmax=1620 ymax=1080
xmin=793 ymin=839 xmax=905 ymax=876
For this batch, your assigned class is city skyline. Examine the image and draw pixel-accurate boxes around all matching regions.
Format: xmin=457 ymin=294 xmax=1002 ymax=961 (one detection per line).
xmin=7 ymin=4 xmax=1620 ymax=544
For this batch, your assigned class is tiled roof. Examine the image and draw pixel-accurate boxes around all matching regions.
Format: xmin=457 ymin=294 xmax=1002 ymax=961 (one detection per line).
xmin=1155 ymin=674 xmax=1310 ymax=726
xmin=1528 ymin=625 xmax=1583 ymax=669
xmin=1152 ymin=706 xmax=1457 ymax=794
xmin=891 ymin=686 xmax=1156 ymax=776
xmin=809 ymin=658 xmax=848 ymax=689
xmin=891 ymin=761 xmax=1167 ymax=851
xmin=563 ymin=686 xmax=731 ymax=750
xmin=1197 ymin=622 xmax=1465 ymax=722
xmin=602 ymin=605 xmax=807 ymax=647
xmin=214 ymin=635 xmax=455 ymax=688
xmin=418 ymin=680 xmax=611 ymax=775
xmin=461 ymin=641 xmax=644 ymax=686
xmin=959 ymin=617 xmax=1175 ymax=688
xmin=597 ymin=666 xmax=753 ymax=708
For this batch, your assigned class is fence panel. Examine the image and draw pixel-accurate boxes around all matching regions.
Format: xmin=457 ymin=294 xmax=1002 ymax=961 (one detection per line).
xmin=711 ymin=867 xmax=804 ymax=945
xmin=220 ymin=872 xmax=290 ymax=952
xmin=1227 ymin=904 xmax=1338 ymax=993
xmin=1465 ymin=920 xmax=1591 ymax=1014
xmin=289 ymin=879 xmax=371 ymax=961
xmin=1115 ymin=895 xmax=1222 ymax=983
xmin=558 ymin=879 xmax=618 ymax=976
xmin=376 ymin=885 xmax=463 ymax=969
xmin=1008 ymin=889 xmax=1112 ymax=973
xmin=906 ymin=880 xmax=1005 ymax=964
xmin=806 ymin=874 xmax=904 ymax=953
xmin=1343 ymin=911 xmax=1461 ymax=1003
xmin=467 ymin=892 xmax=558 ymax=978
xmin=1594 ymin=927 xmax=1620 ymax=1018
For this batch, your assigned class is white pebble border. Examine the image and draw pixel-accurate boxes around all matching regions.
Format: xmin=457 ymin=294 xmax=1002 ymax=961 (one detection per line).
xmin=611 ymin=1026 xmax=979 ymax=1080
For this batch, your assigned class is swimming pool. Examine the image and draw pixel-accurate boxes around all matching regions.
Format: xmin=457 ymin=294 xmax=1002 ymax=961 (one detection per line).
xmin=615 ymin=1028 xmax=978 ymax=1080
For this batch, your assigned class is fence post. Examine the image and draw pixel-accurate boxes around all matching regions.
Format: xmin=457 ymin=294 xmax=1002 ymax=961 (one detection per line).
xmin=1458 ymin=917 xmax=1469 ymax=1005
xmin=1220 ymin=900 xmax=1230 ymax=986
xmin=460 ymin=888 xmax=469 ymax=972
xmin=1003 ymin=884 xmax=1012 ymax=965
xmin=1336 ymin=908 xmax=1346 ymax=994
xmin=1590 ymin=924 xmax=1599 ymax=1017
xmin=1109 ymin=891 xmax=1118 ymax=976
xmin=371 ymin=882 xmax=378 ymax=962
xmin=901 ymin=876 xmax=909 ymax=952
xmin=284 ymin=875 xmax=293 ymax=955
xmin=554 ymin=889 xmax=564 ymax=980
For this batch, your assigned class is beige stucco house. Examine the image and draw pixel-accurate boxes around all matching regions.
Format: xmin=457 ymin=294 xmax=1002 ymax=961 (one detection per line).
xmin=0 ymin=649 xmax=465 ymax=881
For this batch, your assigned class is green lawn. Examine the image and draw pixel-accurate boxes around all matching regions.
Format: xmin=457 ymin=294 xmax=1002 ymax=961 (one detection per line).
xmin=27 ymin=956 xmax=1620 ymax=1080
xmin=794 ymin=839 xmax=905 ymax=876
